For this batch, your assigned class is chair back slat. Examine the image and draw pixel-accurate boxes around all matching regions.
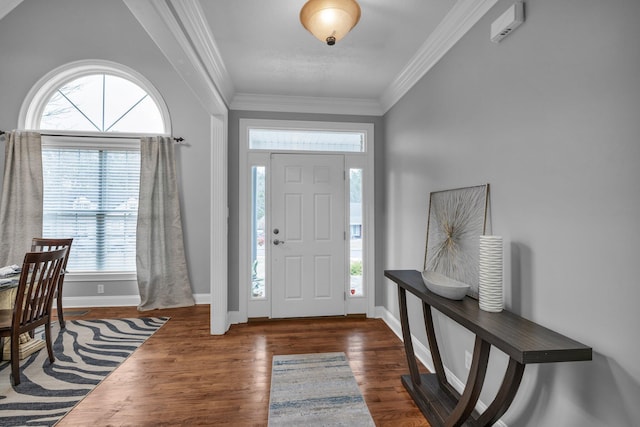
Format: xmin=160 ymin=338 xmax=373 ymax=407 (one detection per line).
xmin=13 ymin=248 xmax=67 ymax=333
xmin=30 ymin=238 xmax=73 ymax=329
xmin=31 ymin=238 xmax=73 ymax=271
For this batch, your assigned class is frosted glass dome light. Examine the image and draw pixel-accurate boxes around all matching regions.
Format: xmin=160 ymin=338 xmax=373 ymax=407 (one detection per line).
xmin=300 ymin=0 xmax=361 ymax=46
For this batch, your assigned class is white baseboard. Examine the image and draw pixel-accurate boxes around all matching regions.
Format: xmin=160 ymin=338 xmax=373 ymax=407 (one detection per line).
xmin=59 ymin=293 xmax=211 ymax=309
xmin=374 ymin=305 xmax=508 ymax=427
xmin=374 ymin=305 xmax=435 ymax=373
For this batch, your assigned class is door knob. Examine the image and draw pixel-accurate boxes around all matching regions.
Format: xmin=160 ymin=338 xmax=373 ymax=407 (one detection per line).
xmin=273 ymin=239 xmax=285 ymax=245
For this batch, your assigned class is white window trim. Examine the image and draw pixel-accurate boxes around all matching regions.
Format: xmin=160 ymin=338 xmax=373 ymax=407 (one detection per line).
xmin=19 ymin=59 xmax=171 ymax=134
xmin=42 ymin=135 xmax=140 ymax=150
xmin=65 ymin=271 xmax=137 ymax=282
xmin=238 ymin=119 xmax=375 ymax=321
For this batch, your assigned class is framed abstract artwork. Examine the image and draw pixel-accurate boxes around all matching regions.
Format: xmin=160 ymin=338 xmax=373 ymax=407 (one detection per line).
xmin=423 ymin=184 xmax=490 ymax=299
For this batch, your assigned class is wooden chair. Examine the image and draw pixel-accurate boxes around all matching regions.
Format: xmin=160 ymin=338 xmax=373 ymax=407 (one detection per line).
xmin=0 ymin=248 xmax=67 ymax=385
xmin=31 ymin=238 xmax=73 ymax=328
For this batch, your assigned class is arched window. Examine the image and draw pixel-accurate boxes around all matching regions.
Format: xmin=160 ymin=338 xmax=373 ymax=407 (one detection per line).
xmin=40 ymin=73 xmax=164 ymax=133
xmin=21 ymin=59 xmax=170 ymax=134
xmin=21 ymin=60 xmax=170 ymax=275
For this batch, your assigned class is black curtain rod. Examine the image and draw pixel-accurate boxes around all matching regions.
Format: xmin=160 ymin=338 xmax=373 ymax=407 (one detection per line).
xmin=0 ymin=130 xmax=184 ymax=143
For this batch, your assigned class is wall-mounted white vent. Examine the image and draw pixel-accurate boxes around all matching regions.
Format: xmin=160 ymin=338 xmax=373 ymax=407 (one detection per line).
xmin=491 ymin=2 xmax=524 ymax=43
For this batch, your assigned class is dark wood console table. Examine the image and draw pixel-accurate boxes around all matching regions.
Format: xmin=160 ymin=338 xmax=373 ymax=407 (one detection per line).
xmin=384 ymin=270 xmax=592 ymax=427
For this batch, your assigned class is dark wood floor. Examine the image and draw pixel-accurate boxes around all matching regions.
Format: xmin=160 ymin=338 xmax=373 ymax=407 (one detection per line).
xmin=54 ymin=305 xmax=430 ymax=426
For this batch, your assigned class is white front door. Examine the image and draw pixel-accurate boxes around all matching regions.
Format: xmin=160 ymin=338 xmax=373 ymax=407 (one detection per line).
xmin=270 ymin=154 xmax=346 ymax=318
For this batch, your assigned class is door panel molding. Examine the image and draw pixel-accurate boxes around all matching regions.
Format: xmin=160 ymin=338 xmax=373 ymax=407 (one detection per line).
xmin=271 ymin=154 xmax=345 ymax=318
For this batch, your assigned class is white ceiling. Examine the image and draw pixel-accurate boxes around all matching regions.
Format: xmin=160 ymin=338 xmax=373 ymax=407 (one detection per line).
xmin=124 ymin=0 xmax=500 ymax=115
xmin=1 ymin=0 xmax=500 ymax=115
xmin=200 ymin=0 xmax=453 ymax=100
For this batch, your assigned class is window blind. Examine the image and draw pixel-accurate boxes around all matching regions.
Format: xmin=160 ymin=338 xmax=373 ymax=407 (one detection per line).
xmin=42 ymin=146 xmax=140 ymax=272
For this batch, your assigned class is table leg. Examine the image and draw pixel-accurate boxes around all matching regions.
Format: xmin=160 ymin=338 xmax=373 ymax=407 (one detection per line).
xmin=423 ymin=303 xmax=448 ymax=387
xmin=398 ymin=287 xmax=421 ymax=386
xmin=476 ymin=358 xmax=525 ymax=426
xmin=445 ymin=336 xmax=491 ymax=427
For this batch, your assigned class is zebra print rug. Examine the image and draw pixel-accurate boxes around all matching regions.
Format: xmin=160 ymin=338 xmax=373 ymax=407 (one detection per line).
xmin=268 ymin=352 xmax=375 ymax=426
xmin=0 ymin=317 xmax=168 ymax=426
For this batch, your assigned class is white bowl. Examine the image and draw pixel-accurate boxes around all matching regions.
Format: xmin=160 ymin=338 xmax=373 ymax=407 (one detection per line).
xmin=421 ymin=270 xmax=470 ymax=300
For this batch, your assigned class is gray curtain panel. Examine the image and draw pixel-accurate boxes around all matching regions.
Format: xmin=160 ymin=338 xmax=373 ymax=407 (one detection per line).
xmin=136 ymin=136 xmax=195 ymax=310
xmin=0 ymin=131 xmax=43 ymax=266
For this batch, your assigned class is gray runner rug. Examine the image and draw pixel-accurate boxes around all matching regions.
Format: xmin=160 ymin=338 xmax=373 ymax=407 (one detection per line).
xmin=268 ymin=352 xmax=375 ymax=426
xmin=0 ymin=317 xmax=168 ymax=426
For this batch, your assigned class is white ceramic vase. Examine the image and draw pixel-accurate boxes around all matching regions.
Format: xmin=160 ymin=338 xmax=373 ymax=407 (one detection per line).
xmin=478 ymin=235 xmax=503 ymax=312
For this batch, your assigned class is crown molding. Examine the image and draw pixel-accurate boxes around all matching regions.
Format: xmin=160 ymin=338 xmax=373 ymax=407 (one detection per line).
xmin=232 ymin=0 xmax=498 ymax=116
xmin=380 ymin=0 xmax=499 ymax=113
xmin=231 ymin=93 xmax=384 ymax=116
xmin=123 ymin=0 xmax=228 ymax=115
xmin=168 ymin=0 xmax=235 ymax=103
xmin=0 ymin=0 xmax=23 ymax=21
xmin=127 ymin=0 xmax=497 ymax=117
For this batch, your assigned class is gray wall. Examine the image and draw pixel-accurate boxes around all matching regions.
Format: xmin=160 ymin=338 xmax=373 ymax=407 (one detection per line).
xmin=0 ymin=0 xmax=212 ymax=297
xmin=2 ymin=0 xmax=638 ymax=423
xmin=227 ymin=110 xmax=384 ymax=311
xmin=382 ymin=0 xmax=640 ymax=425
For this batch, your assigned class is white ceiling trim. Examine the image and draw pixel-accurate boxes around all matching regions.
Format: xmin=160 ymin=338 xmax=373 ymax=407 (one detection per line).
xmin=0 ymin=0 xmax=23 ymax=21
xmin=123 ymin=0 xmax=227 ymax=116
xmin=168 ymin=0 xmax=234 ymax=103
xmin=379 ymin=0 xmax=499 ymax=113
xmin=167 ymin=0 xmax=382 ymax=116
xmin=231 ymin=93 xmax=384 ymax=116
xmin=127 ymin=0 xmax=498 ymax=117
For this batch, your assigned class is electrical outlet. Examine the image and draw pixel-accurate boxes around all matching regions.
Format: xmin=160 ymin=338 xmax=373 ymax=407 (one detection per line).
xmin=97 ymin=284 xmax=104 ymax=294
xmin=465 ymin=351 xmax=472 ymax=369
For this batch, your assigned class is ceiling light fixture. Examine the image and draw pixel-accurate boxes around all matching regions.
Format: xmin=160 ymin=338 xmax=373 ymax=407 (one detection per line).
xmin=300 ymin=0 xmax=361 ymax=46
